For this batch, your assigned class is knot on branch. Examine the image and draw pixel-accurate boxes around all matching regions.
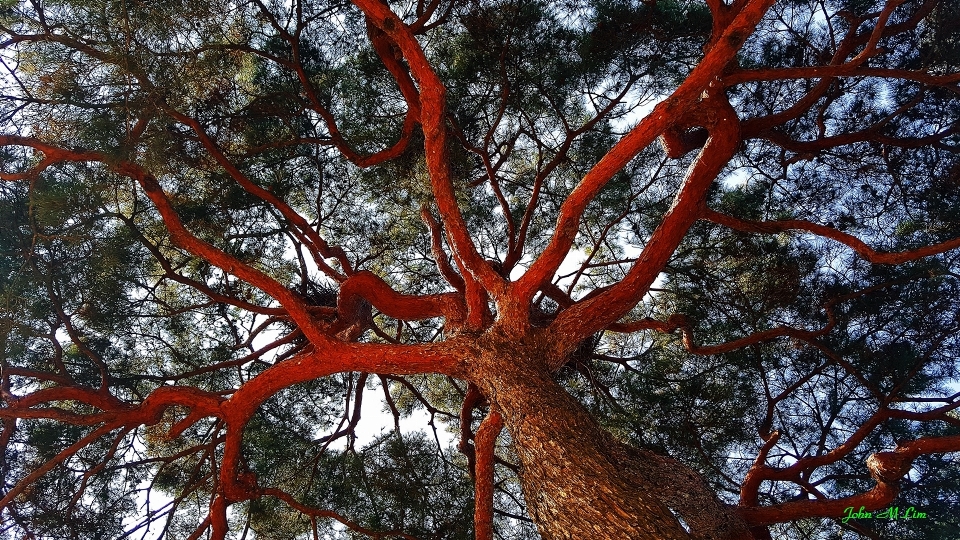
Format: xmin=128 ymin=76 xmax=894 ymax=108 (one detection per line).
xmin=329 ymin=270 xmax=467 ymax=340
xmin=659 ymin=104 xmax=718 ymax=158
xmin=666 ymin=313 xmax=690 ymax=329
xmin=332 ymin=298 xmax=374 ymax=342
xmin=238 ymin=469 xmax=259 ymax=492
xmin=222 ymin=469 xmax=260 ymax=502
xmin=866 ymin=451 xmax=911 ymax=484
xmin=557 ymin=332 xmax=602 ymax=378
xmin=659 ymin=87 xmax=737 ymax=158
xmin=661 ymin=126 xmax=710 ymax=158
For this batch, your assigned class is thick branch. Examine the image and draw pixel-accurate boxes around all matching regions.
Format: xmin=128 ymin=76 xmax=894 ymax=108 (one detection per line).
xmin=351 ymin=0 xmax=507 ymax=299
xmin=161 ymin=108 xmax=350 ymax=281
xmin=250 ymin=0 xmax=419 ymax=171
xmin=549 ymin=88 xmax=742 ymax=358
xmin=739 ymin=0 xmax=939 ymax=136
xmin=217 ymin=341 xmax=465 ymax=501
xmin=457 ymin=384 xmax=484 ymax=478
xmin=331 ymin=270 xmax=466 ymax=336
xmin=474 ymin=408 xmax=503 ymax=540
xmin=740 ymin=435 xmax=960 ymax=526
xmin=512 ymin=0 xmax=775 ymax=321
xmin=0 ymin=384 xmax=224 ymax=512
xmin=0 ymin=135 xmax=334 ymax=346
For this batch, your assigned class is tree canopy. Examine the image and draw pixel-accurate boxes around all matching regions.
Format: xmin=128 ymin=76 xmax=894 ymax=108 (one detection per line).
xmin=1 ymin=0 xmax=959 ymax=538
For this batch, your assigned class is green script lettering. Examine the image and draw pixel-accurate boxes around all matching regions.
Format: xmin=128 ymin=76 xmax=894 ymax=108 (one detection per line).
xmin=842 ymin=506 xmax=872 ymax=523
xmin=877 ymin=506 xmax=899 ymax=520
xmin=904 ymin=507 xmax=928 ymax=519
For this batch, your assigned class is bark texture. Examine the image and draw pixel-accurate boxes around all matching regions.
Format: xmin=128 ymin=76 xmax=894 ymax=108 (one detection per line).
xmin=470 ymin=332 xmax=753 ymax=540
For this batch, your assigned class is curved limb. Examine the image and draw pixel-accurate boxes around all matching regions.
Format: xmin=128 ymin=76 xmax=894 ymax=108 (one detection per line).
xmin=350 ymin=0 xmax=507 ymax=301
xmin=420 ymin=206 xmax=466 ymax=292
xmin=511 ymin=0 xmax=775 ymax=325
xmin=549 ymin=86 xmax=744 ymax=359
xmin=739 ymin=434 xmax=960 ymax=526
xmin=0 ymin=135 xmax=334 ymax=345
xmin=703 ymin=208 xmax=960 ymax=265
xmin=330 ymin=270 xmax=466 ymax=337
xmin=216 ymin=340 xmax=465 ymax=502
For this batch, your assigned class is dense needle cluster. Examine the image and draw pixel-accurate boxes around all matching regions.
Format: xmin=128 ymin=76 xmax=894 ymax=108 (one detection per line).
xmin=1 ymin=0 xmax=959 ymax=538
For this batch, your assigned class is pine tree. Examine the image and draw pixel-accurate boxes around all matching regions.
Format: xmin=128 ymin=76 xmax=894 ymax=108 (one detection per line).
xmin=1 ymin=0 xmax=959 ymax=538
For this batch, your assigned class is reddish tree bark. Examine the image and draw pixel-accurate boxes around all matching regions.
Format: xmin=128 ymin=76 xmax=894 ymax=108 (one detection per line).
xmin=3 ymin=0 xmax=960 ymax=538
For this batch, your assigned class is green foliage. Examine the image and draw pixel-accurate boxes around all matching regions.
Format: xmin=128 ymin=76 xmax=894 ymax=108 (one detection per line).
xmin=2 ymin=0 xmax=960 ymax=539
xmin=307 ymin=433 xmax=476 ymax=539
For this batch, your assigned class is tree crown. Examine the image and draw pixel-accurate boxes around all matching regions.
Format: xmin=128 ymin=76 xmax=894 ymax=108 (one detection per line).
xmin=1 ymin=0 xmax=959 ymax=538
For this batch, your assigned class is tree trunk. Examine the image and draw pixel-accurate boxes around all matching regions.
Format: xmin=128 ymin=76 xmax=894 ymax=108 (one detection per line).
xmin=470 ymin=334 xmax=753 ymax=540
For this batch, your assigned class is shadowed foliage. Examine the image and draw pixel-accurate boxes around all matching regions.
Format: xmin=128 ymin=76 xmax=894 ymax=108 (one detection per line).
xmin=1 ymin=0 xmax=959 ymax=538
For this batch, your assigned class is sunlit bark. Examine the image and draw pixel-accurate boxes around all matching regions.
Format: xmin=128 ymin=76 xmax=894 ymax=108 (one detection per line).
xmin=2 ymin=0 xmax=959 ymax=538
